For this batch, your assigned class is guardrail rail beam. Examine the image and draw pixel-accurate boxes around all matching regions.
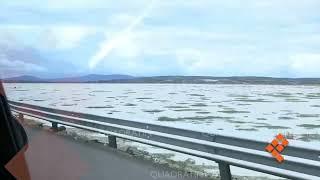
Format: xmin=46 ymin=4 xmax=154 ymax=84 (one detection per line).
xmin=8 ymin=100 xmax=320 ymax=180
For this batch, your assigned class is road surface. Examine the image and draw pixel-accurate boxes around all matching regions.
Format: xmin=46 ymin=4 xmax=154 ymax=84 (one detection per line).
xmin=23 ymin=125 xmax=213 ymax=180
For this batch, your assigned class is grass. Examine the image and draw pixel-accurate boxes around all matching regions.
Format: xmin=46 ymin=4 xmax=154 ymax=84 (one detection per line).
xmin=176 ymin=102 xmax=189 ymax=105
xmin=278 ymin=116 xmax=295 ymax=120
xmin=124 ymin=103 xmax=137 ymax=106
xmin=173 ymin=109 xmax=202 ymax=112
xmin=200 ymin=97 xmax=210 ymax=100
xmin=297 ymin=114 xmax=320 ymax=118
xmin=164 ymin=106 xmax=189 ymax=109
xmin=305 ymin=93 xmax=320 ymax=99
xmin=262 ymin=93 xmax=293 ymax=98
xmin=190 ymin=103 xmax=208 ymax=107
xmin=86 ymin=105 xmax=114 ymax=109
xmin=237 ymin=103 xmax=252 ymax=106
xmin=226 ymin=120 xmax=248 ymax=124
xmin=280 ymin=110 xmax=292 ymax=112
xmin=228 ymin=94 xmax=253 ymax=98
xmin=110 ymin=110 xmax=121 ymax=112
xmin=211 ymin=101 xmax=221 ymax=103
xmin=298 ymin=133 xmax=320 ymax=142
xmin=136 ymin=97 xmax=153 ymax=100
xmin=234 ymin=98 xmax=273 ymax=102
xmin=158 ymin=117 xmax=180 ymax=122
xmin=124 ymin=92 xmax=136 ymax=94
xmin=297 ymin=124 xmax=320 ymax=129
xmin=61 ymin=103 xmax=77 ymax=106
xmin=196 ymin=111 xmax=211 ymax=114
xmin=168 ymin=92 xmax=177 ymax=95
xmin=91 ymin=90 xmax=111 ymax=93
xmin=236 ymin=128 xmax=258 ymax=131
xmin=218 ymin=110 xmax=250 ymax=114
xmin=154 ymin=100 xmax=169 ymax=102
xmin=187 ymin=94 xmax=205 ymax=97
xmin=143 ymin=109 xmax=164 ymax=113
xmin=284 ymin=98 xmax=308 ymax=102
xmin=253 ymin=125 xmax=290 ymax=129
xmin=157 ymin=116 xmax=234 ymax=122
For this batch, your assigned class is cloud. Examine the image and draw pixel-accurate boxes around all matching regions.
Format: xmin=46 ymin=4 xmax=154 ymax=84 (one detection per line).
xmin=0 ymin=41 xmax=46 ymax=76
xmin=175 ymin=49 xmax=217 ymax=73
xmin=88 ymin=0 xmax=157 ymax=69
xmin=40 ymin=26 xmax=97 ymax=50
xmin=0 ymin=36 xmax=79 ymax=78
xmin=290 ymin=53 xmax=320 ymax=77
xmin=6 ymin=0 xmax=148 ymax=10
xmin=0 ymin=53 xmax=47 ymax=78
xmin=0 ymin=56 xmax=46 ymax=72
xmin=0 ymin=24 xmax=98 ymax=51
xmin=1 ymin=0 xmax=320 ymax=77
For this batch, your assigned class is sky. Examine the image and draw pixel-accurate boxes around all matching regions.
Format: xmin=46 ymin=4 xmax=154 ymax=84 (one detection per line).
xmin=0 ymin=0 xmax=319 ymax=78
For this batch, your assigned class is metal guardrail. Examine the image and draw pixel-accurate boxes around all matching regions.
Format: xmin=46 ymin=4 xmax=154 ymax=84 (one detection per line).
xmin=8 ymin=100 xmax=320 ymax=180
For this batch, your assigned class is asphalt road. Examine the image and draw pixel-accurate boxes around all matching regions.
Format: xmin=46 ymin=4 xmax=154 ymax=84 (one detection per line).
xmin=23 ymin=125 xmax=213 ymax=180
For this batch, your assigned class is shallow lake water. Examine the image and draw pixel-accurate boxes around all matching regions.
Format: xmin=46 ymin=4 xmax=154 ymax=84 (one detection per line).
xmin=4 ymin=83 xmax=320 ymax=143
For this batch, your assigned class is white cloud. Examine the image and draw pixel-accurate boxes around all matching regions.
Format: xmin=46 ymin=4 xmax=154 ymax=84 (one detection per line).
xmin=176 ymin=49 xmax=213 ymax=72
xmin=290 ymin=53 xmax=320 ymax=76
xmin=41 ymin=25 xmax=97 ymax=50
xmin=88 ymin=0 xmax=157 ymax=69
xmin=2 ymin=0 xmax=150 ymax=12
xmin=0 ymin=24 xmax=99 ymax=50
xmin=112 ymin=33 xmax=142 ymax=58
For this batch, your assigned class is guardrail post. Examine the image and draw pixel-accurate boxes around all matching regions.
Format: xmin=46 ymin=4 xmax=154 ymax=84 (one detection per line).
xmin=108 ymin=135 xmax=117 ymax=148
xmin=18 ymin=113 xmax=24 ymax=123
xmin=52 ymin=122 xmax=58 ymax=131
xmin=218 ymin=162 xmax=231 ymax=180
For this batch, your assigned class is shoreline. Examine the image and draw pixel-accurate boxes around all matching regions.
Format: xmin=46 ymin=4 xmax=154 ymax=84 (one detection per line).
xmin=19 ymin=116 xmax=282 ymax=180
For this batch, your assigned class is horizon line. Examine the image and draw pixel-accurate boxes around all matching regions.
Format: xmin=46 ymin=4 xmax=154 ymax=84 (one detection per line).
xmin=2 ymin=74 xmax=320 ymax=79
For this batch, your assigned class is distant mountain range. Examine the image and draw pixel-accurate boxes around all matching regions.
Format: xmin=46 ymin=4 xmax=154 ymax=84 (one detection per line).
xmin=2 ymin=74 xmax=134 ymax=83
xmin=4 ymin=75 xmax=44 ymax=82
xmin=2 ymin=75 xmax=320 ymax=85
xmin=102 ymin=76 xmax=320 ymax=85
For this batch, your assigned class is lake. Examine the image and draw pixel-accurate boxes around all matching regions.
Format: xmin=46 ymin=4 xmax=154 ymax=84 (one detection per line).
xmin=4 ymin=83 xmax=320 ymax=142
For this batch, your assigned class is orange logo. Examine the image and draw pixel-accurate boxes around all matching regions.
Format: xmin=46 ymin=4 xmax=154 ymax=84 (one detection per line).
xmin=265 ymin=133 xmax=289 ymax=163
